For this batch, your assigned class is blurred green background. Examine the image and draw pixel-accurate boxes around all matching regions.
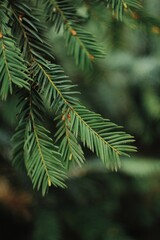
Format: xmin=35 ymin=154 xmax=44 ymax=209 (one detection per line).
xmin=0 ymin=0 xmax=160 ymax=239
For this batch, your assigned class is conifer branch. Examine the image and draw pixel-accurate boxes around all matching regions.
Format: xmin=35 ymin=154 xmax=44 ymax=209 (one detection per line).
xmin=0 ymin=0 xmax=139 ymax=195
xmin=0 ymin=35 xmax=30 ymax=100
xmin=85 ymin=0 xmax=142 ymax=20
xmin=31 ymin=59 xmax=136 ymax=170
xmin=10 ymin=1 xmax=54 ymax=61
xmin=12 ymin=88 xmax=66 ymax=195
xmin=44 ymin=0 xmax=105 ymax=69
xmin=55 ymin=111 xmax=85 ymax=169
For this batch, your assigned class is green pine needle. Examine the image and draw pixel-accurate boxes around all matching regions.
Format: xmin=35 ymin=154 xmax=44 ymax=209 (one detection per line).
xmin=0 ymin=35 xmax=30 ymax=100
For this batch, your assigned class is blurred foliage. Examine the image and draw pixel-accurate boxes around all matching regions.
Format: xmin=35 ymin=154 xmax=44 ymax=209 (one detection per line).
xmin=1 ymin=156 xmax=160 ymax=240
xmin=0 ymin=0 xmax=160 ymax=239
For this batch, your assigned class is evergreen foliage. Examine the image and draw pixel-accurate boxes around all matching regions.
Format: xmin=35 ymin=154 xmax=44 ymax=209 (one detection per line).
xmin=0 ymin=0 xmax=142 ymax=195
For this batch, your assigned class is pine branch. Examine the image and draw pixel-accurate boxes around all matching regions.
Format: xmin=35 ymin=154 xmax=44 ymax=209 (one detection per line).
xmin=12 ymin=87 xmax=44 ymax=171
xmin=69 ymin=105 xmax=136 ymax=170
xmin=0 ymin=0 xmax=9 ymax=31
xmin=0 ymin=0 xmax=138 ymax=194
xmin=44 ymin=0 xmax=77 ymax=32
xmin=44 ymin=0 xmax=105 ymax=70
xmin=31 ymin=58 xmax=136 ymax=170
xmin=55 ymin=111 xmax=85 ymax=169
xmin=9 ymin=0 xmax=54 ymax=61
xmin=24 ymin=119 xmax=66 ymax=195
xmin=0 ymin=34 xmax=30 ymax=100
xmin=64 ymin=23 xmax=105 ymax=70
xmin=31 ymin=60 xmax=86 ymax=169
xmin=12 ymin=87 xmax=66 ymax=195
xmin=0 ymin=1 xmax=30 ymax=100
xmin=129 ymin=8 xmax=160 ymax=30
xmin=31 ymin=60 xmax=79 ymax=108
xmin=84 ymin=0 xmax=142 ymax=20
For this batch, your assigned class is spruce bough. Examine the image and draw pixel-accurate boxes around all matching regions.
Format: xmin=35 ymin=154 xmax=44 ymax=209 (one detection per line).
xmin=0 ymin=0 xmax=141 ymax=195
